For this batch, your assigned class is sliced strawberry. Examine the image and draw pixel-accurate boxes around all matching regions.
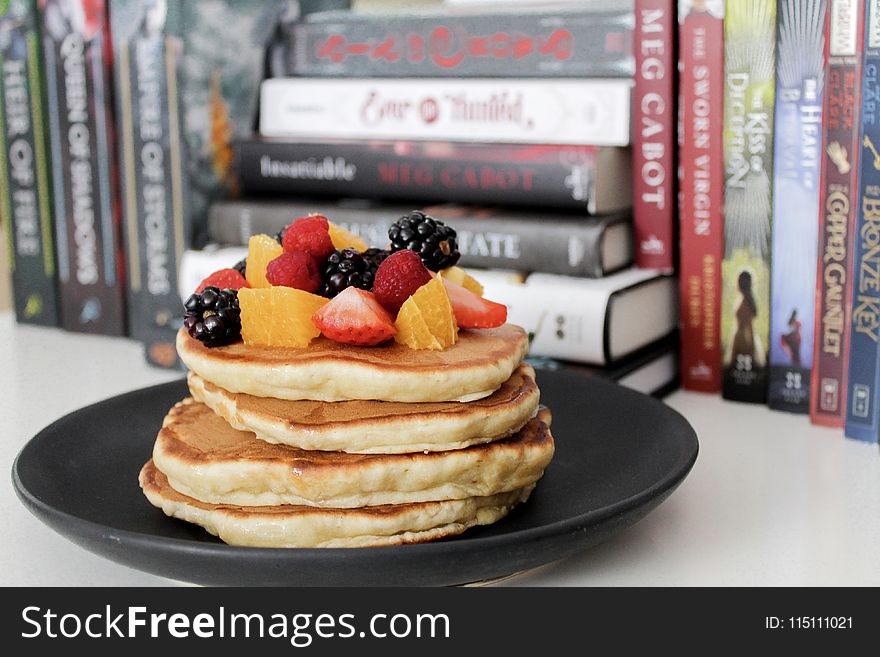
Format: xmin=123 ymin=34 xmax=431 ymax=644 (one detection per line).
xmin=442 ymin=278 xmax=507 ymax=329
xmin=312 ymin=287 xmax=396 ymax=346
xmin=196 ymin=268 xmax=250 ymax=293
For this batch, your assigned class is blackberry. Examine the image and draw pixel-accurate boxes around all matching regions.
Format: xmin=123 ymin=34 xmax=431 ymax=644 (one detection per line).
xmin=388 ymin=211 xmax=460 ymax=271
xmin=274 ymin=226 xmax=286 ymax=245
xmin=362 ymin=247 xmax=391 ymax=269
xmin=232 ymin=258 xmax=247 ymax=277
xmin=183 ymin=286 xmax=242 ymax=347
xmin=319 ymin=248 xmax=376 ymax=297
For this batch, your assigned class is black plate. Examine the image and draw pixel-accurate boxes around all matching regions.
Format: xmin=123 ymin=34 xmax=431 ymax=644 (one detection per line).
xmin=12 ymin=370 xmax=698 ymax=586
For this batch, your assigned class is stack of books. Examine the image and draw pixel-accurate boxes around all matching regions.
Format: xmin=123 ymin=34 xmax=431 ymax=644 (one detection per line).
xmin=183 ymin=1 xmax=681 ymax=397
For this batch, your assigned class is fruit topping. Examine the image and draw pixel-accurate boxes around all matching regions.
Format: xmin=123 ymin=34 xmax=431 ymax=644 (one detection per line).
xmin=362 ymin=247 xmax=391 ymax=269
xmin=232 ymin=258 xmax=247 ymax=278
xmin=440 ymin=265 xmax=484 ymax=296
xmin=245 ymin=234 xmax=284 ymax=288
xmin=266 ymin=251 xmax=321 ymax=292
xmin=372 ymin=249 xmax=433 ymax=313
xmin=238 ymin=286 xmax=327 ymax=347
xmin=394 ymin=277 xmax=458 ymax=350
xmin=388 ymin=211 xmax=460 ymax=271
xmin=327 ymin=221 xmax=369 ymax=251
xmin=442 ymin=278 xmax=507 ymax=328
xmin=196 ymin=268 xmax=250 ymax=293
xmin=281 ymin=215 xmax=335 ymax=261
xmin=319 ymin=248 xmax=377 ymax=297
xmin=312 ymin=287 xmax=396 ymax=346
xmin=183 ymin=286 xmax=242 ymax=347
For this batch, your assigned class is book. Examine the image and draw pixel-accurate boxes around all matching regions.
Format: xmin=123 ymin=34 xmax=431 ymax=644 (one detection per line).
xmin=0 ymin=0 xmax=60 ymax=327
xmin=810 ymin=0 xmax=865 ymax=426
xmin=633 ymin=0 xmax=675 ymax=270
xmin=258 ymin=78 xmax=633 ymax=146
xmin=39 ymin=0 xmax=126 ymax=336
xmin=767 ymin=0 xmax=827 ymax=413
xmin=677 ymin=0 xmax=724 ymax=392
xmin=720 ymin=0 xmax=776 ymax=403
xmin=281 ymin=4 xmax=634 ymax=79
xmin=206 ymin=198 xmax=633 ymax=278
xmin=109 ymin=0 xmax=283 ymax=367
xmin=530 ymin=333 xmax=680 ymax=399
xmin=236 ymin=138 xmax=633 ymax=214
xmin=476 ymin=267 xmax=678 ymax=365
xmin=844 ymin=0 xmax=880 ymax=443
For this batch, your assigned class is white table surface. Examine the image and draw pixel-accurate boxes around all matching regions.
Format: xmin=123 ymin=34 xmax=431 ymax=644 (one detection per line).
xmin=1 ymin=312 xmax=878 ymax=587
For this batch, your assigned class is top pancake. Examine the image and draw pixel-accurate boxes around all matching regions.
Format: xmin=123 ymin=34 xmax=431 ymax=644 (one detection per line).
xmin=176 ymin=324 xmax=529 ymax=402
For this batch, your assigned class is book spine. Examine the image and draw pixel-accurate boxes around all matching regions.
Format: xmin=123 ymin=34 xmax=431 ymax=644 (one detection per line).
xmin=844 ymin=0 xmax=880 ymax=442
xmin=111 ymin=3 xmax=187 ymax=368
xmin=677 ymin=1 xmax=724 ymax=392
xmin=237 ymin=140 xmax=631 ymax=214
xmin=720 ymin=0 xmax=776 ymax=403
xmin=767 ymin=0 xmax=827 ymax=413
xmin=810 ymin=0 xmax=865 ymax=426
xmin=0 ymin=0 xmax=60 ymax=326
xmin=258 ymin=78 xmax=632 ymax=147
xmin=40 ymin=0 xmax=126 ymax=335
xmin=207 ymin=200 xmax=629 ymax=278
xmin=288 ymin=9 xmax=634 ymax=78
xmin=634 ymin=0 xmax=675 ymax=270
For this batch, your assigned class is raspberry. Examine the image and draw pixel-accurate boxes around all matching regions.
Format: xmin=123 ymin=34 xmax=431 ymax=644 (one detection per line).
xmin=266 ymin=251 xmax=321 ymax=293
xmin=372 ymin=249 xmax=433 ymax=313
xmin=196 ymin=268 xmax=249 ymax=293
xmin=282 ymin=215 xmax=334 ymax=261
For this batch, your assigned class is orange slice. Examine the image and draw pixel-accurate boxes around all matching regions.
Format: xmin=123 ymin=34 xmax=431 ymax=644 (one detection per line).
xmin=245 ymin=234 xmax=283 ymax=288
xmin=328 ymin=222 xmax=369 ymax=251
xmin=394 ymin=277 xmax=458 ymax=350
xmin=440 ymin=266 xmax=484 ymax=296
xmin=239 ymin=287 xmax=327 ymax=347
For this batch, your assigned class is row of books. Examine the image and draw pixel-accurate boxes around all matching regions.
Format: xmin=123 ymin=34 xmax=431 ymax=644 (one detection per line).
xmin=678 ymin=0 xmax=880 ymax=442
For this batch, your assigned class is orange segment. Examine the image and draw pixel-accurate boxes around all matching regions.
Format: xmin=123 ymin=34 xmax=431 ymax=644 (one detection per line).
xmin=245 ymin=234 xmax=284 ymax=288
xmin=239 ymin=287 xmax=327 ymax=347
xmin=328 ymin=222 xmax=369 ymax=251
xmin=440 ymin=266 xmax=484 ymax=296
xmin=394 ymin=277 xmax=458 ymax=350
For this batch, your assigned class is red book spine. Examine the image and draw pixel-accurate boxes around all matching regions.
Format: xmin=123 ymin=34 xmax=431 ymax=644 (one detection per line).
xmin=634 ymin=0 xmax=676 ymax=270
xmin=811 ymin=0 xmax=865 ymax=426
xmin=677 ymin=3 xmax=724 ymax=392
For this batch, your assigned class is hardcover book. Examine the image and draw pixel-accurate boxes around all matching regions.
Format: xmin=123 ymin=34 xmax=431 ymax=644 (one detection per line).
xmin=677 ymin=0 xmax=724 ymax=392
xmin=236 ymin=138 xmax=632 ymax=214
xmin=283 ymin=4 xmax=634 ymax=78
xmin=633 ymin=0 xmax=675 ymax=270
xmin=767 ymin=0 xmax=827 ymax=413
xmin=720 ymin=0 xmax=776 ymax=403
xmin=810 ymin=0 xmax=864 ymax=426
xmin=259 ymin=78 xmax=633 ymax=147
xmin=39 ymin=0 xmax=126 ymax=335
xmin=0 ymin=0 xmax=60 ymax=326
xmin=844 ymin=0 xmax=880 ymax=442
xmin=206 ymin=198 xmax=633 ymax=278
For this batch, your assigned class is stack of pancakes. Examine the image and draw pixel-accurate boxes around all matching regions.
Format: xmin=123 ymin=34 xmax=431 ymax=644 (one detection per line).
xmin=139 ymin=324 xmax=555 ymax=548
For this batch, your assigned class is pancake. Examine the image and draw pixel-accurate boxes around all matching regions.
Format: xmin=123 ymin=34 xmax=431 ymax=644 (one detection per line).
xmin=140 ymin=460 xmax=533 ymax=548
xmin=176 ymin=324 xmax=529 ymax=402
xmin=187 ymin=364 xmax=541 ymax=453
xmin=152 ymin=398 xmax=554 ymax=508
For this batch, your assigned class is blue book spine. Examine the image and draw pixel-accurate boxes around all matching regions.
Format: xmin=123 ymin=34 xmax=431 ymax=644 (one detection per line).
xmin=768 ymin=0 xmax=827 ymax=413
xmin=845 ymin=0 xmax=880 ymax=443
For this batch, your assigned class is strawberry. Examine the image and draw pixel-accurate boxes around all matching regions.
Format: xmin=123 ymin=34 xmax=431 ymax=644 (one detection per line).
xmin=312 ymin=287 xmax=397 ymax=346
xmin=266 ymin=251 xmax=321 ymax=293
xmin=282 ymin=215 xmax=334 ymax=261
xmin=372 ymin=249 xmax=433 ymax=312
xmin=196 ymin=268 xmax=250 ymax=293
xmin=442 ymin=278 xmax=507 ymax=329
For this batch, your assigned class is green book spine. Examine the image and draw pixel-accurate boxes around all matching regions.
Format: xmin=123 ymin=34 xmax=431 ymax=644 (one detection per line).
xmin=721 ymin=0 xmax=777 ymax=402
xmin=0 ymin=0 xmax=59 ymax=326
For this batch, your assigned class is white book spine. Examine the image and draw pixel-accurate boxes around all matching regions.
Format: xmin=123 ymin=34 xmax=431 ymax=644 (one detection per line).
xmin=259 ymin=78 xmax=632 ymax=146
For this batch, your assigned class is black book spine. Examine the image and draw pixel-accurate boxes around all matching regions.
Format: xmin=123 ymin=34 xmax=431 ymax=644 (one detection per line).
xmin=236 ymin=139 xmax=630 ymax=214
xmin=207 ymin=200 xmax=631 ymax=278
